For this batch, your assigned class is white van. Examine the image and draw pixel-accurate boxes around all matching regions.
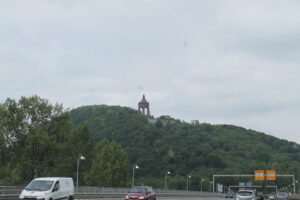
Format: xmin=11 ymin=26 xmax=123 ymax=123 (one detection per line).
xmin=19 ymin=177 xmax=74 ymax=200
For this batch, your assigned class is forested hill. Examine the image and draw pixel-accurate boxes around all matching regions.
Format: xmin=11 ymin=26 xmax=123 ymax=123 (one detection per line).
xmin=69 ymin=105 xmax=300 ymax=189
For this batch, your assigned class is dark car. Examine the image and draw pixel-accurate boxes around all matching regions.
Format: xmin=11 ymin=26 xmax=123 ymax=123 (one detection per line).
xmin=258 ymin=192 xmax=264 ymax=200
xmin=125 ymin=186 xmax=156 ymax=200
xmin=225 ymin=191 xmax=234 ymax=198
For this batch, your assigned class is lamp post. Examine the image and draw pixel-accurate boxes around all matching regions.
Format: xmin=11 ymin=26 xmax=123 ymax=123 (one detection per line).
xmin=76 ymin=154 xmax=85 ymax=191
xmin=201 ymin=179 xmax=205 ymax=192
xmin=186 ymin=175 xmax=191 ymax=192
xmin=165 ymin=171 xmax=171 ymax=189
xmin=210 ymin=181 xmax=213 ymax=192
xmin=132 ymin=164 xmax=139 ymax=187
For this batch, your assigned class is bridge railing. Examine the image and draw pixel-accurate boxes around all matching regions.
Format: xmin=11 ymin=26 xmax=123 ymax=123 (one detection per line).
xmin=75 ymin=186 xmax=215 ymax=194
xmin=0 ymin=186 xmax=24 ymax=195
xmin=0 ymin=186 xmax=216 ymax=196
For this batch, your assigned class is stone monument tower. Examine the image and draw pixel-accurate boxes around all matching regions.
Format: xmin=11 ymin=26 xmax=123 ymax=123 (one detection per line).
xmin=138 ymin=95 xmax=152 ymax=119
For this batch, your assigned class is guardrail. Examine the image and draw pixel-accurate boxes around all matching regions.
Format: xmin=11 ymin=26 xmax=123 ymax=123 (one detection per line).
xmin=0 ymin=193 xmax=222 ymax=200
xmin=0 ymin=186 xmax=24 ymax=195
xmin=2 ymin=185 xmax=300 ymax=200
xmin=0 ymin=186 xmax=222 ymax=200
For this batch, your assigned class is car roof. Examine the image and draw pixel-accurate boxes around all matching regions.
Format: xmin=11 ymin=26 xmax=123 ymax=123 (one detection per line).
xmin=132 ymin=186 xmax=152 ymax=188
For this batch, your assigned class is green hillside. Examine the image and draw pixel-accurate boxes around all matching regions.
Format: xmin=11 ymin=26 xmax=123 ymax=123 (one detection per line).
xmin=69 ymin=105 xmax=300 ymax=190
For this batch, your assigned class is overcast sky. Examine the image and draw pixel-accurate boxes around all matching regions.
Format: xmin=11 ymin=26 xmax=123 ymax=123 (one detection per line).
xmin=1 ymin=0 xmax=300 ymax=144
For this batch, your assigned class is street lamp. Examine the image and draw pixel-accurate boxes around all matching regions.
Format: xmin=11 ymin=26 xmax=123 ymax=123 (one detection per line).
xmin=201 ymin=179 xmax=205 ymax=192
xmin=186 ymin=175 xmax=192 ymax=192
xmin=132 ymin=164 xmax=139 ymax=187
xmin=165 ymin=171 xmax=171 ymax=189
xmin=210 ymin=181 xmax=213 ymax=192
xmin=76 ymin=154 xmax=85 ymax=191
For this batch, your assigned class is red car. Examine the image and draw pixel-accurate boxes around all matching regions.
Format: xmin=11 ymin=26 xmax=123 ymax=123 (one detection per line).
xmin=125 ymin=186 xmax=156 ymax=200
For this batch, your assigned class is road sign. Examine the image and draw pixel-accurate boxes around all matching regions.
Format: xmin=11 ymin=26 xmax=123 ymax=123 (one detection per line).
xmin=255 ymin=170 xmax=265 ymax=181
xmin=266 ymin=170 xmax=276 ymax=181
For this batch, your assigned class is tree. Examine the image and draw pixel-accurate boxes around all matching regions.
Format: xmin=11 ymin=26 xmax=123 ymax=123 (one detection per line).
xmin=0 ymin=132 xmax=8 ymax=183
xmin=0 ymin=95 xmax=70 ymax=183
xmin=58 ymin=123 xmax=94 ymax=183
xmin=85 ymin=139 xmax=129 ymax=187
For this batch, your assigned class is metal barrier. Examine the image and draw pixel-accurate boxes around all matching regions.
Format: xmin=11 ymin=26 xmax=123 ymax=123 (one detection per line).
xmin=0 ymin=185 xmax=223 ymax=200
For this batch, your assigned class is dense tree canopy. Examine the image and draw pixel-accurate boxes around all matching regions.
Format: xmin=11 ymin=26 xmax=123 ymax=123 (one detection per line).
xmin=0 ymin=96 xmax=70 ymax=183
xmin=85 ymin=139 xmax=129 ymax=187
xmin=70 ymin=105 xmax=300 ymax=190
xmin=0 ymin=96 xmax=129 ymax=187
xmin=1 ymin=97 xmax=300 ymax=192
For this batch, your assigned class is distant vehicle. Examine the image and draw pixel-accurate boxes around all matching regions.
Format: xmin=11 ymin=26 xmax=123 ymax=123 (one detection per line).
xmin=236 ymin=190 xmax=256 ymax=200
xmin=268 ymin=194 xmax=275 ymax=200
xmin=225 ymin=191 xmax=234 ymax=198
xmin=258 ymin=192 xmax=264 ymax=200
xmin=125 ymin=186 xmax=156 ymax=200
xmin=19 ymin=177 xmax=74 ymax=200
xmin=275 ymin=192 xmax=288 ymax=200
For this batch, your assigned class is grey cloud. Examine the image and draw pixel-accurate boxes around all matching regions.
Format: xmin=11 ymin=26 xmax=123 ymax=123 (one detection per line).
xmin=1 ymin=0 xmax=300 ymax=143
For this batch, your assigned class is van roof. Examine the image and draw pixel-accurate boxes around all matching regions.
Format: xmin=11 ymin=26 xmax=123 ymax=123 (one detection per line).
xmin=34 ymin=177 xmax=73 ymax=181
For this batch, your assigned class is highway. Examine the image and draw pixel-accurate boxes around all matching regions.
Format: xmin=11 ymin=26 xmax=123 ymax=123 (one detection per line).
xmin=78 ymin=198 xmax=222 ymax=200
xmin=162 ymin=198 xmax=220 ymax=200
xmin=68 ymin=198 xmax=224 ymax=200
xmin=75 ymin=197 xmax=300 ymax=200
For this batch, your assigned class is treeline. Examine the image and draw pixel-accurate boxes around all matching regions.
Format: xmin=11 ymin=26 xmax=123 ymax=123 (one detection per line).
xmin=70 ymin=105 xmax=300 ymax=191
xmin=0 ymin=96 xmax=128 ymax=187
xmin=1 ymin=96 xmax=300 ymax=191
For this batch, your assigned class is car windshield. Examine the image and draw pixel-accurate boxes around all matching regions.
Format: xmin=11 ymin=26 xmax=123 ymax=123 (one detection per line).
xmin=277 ymin=193 xmax=287 ymax=197
xmin=25 ymin=180 xmax=54 ymax=191
xmin=238 ymin=191 xmax=253 ymax=196
xmin=130 ymin=188 xmax=147 ymax=193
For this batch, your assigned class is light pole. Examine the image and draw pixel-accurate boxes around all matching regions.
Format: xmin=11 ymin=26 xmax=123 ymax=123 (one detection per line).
xmin=201 ymin=179 xmax=205 ymax=192
xmin=76 ymin=154 xmax=85 ymax=191
xmin=165 ymin=171 xmax=171 ymax=189
xmin=210 ymin=181 xmax=213 ymax=192
xmin=186 ymin=175 xmax=191 ymax=192
xmin=132 ymin=164 xmax=139 ymax=187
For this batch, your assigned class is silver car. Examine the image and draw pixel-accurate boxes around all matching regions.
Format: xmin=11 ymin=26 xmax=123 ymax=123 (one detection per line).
xmin=236 ymin=190 xmax=256 ymax=200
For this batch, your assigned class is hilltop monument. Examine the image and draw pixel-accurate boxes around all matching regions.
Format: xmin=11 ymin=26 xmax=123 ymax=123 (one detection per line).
xmin=138 ymin=95 xmax=154 ymax=120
